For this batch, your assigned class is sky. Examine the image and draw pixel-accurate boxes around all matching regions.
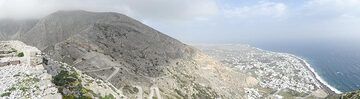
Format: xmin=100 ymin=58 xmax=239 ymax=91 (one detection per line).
xmin=0 ymin=0 xmax=360 ymax=43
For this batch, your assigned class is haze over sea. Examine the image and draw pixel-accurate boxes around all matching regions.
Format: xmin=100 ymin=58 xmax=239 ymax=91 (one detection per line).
xmin=247 ymin=38 xmax=360 ymax=92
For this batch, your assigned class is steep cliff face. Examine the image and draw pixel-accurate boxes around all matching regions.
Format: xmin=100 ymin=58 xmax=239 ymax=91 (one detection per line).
xmin=0 ymin=10 xmax=253 ymax=98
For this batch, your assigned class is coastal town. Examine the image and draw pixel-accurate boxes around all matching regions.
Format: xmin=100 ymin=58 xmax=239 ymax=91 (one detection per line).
xmin=196 ymin=44 xmax=330 ymax=98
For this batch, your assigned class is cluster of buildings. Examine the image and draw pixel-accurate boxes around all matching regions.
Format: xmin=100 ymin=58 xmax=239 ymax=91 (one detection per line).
xmin=198 ymin=44 xmax=322 ymax=97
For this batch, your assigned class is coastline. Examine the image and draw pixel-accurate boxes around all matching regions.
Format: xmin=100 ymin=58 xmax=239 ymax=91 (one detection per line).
xmin=197 ymin=44 xmax=343 ymax=95
xmin=290 ymin=54 xmax=342 ymax=94
xmin=256 ymin=47 xmax=342 ymax=94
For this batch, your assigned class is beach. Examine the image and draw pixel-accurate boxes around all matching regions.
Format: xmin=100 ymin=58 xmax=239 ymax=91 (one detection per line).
xmin=292 ymin=55 xmax=342 ymax=94
xmin=197 ymin=44 xmax=343 ymax=98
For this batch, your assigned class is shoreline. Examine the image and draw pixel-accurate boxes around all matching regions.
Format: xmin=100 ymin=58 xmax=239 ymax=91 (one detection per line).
xmin=196 ymin=44 xmax=343 ymax=95
xmin=251 ymin=47 xmax=342 ymax=94
xmin=253 ymin=46 xmax=343 ymax=95
xmin=290 ymin=54 xmax=342 ymax=94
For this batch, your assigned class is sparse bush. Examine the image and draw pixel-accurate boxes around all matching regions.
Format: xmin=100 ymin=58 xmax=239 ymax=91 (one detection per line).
xmin=53 ymin=70 xmax=94 ymax=98
xmin=53 ymin=70 xmax=79 ymax=86
xmin=0 ymin=92 xmax=11 ymax=97
xmin=63 ymin=95 xmax=76 ymax=99
xmin=11 ymin=48 xmax=17 ymax=53
xmin=7 ymin=87 xmax=16 ymax=91
xmin=341 ymin=90 xmax=360 ymax=99
xmin=17 ymin=52 xmax=24 ymax=57
xmin=123 ymin=85 xmax=139 ymax=94
xmin=100 ymin=94 xmax=115 ymax=99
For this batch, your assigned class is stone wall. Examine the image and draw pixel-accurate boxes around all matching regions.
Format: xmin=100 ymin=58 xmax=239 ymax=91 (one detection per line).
xmin=0 ymin=41 xmax=42 ymax=66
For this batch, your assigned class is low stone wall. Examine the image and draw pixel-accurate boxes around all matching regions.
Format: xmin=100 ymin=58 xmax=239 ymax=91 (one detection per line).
xmin=0 ymin=41 xmax=42 ymax=66
xmin=0 ymin=60 xmax=21 ymax=67
xmin=0 ymin=50 xmax=14 ymax=54
xmin=0 ymin=54 xmax=14 ymax=58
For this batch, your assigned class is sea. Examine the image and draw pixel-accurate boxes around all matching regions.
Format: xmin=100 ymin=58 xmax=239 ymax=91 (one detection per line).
xmin=248 ymin=38 xmax=360 ymax=93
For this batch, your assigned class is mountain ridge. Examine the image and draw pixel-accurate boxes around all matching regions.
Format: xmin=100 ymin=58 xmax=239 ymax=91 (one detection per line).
xmin=0 ymin=10 xmax=252 ymax=98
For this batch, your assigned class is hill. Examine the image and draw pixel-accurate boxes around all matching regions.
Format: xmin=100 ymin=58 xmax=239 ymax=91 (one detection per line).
xmin=0 ymin=10 xmax=254 ymax=98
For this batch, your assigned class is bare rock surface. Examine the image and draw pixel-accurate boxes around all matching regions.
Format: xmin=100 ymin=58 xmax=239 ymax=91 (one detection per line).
xmin=0 ymin=41 xmax=61 ymax=99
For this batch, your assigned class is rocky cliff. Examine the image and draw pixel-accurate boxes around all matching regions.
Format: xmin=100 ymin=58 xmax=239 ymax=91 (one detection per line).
xmin=0 ymin=41 xmax=61 ymax=98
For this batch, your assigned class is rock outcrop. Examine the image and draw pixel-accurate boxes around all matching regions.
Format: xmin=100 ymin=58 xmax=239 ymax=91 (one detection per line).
xmin=0 ymin=41 xmax=61 ymax=99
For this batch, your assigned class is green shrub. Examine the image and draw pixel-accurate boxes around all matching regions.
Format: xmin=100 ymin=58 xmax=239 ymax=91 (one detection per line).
xmin=53 ymin=71 xmax=79 ymax=86
xmin=7 ymin=87 xmax=16 ymax=91
xmin=100 ymin=94 xmax=115 ymax=99
xmin=0 ymin=92 xmax=11 ymax=97
xmin=17 ymin=52 xmax=24 ymax=57
xmin=63 ymin=95 xmax=76 ymax=99
xmin=11 ymin=48 xmax=17 ymax=53
xmin=53 ymin=70 xmax=94 ymax=98
xmin=63 ymin=94 xmax=92 ymax=99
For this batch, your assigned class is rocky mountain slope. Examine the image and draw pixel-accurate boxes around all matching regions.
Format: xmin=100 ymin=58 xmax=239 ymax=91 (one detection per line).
xmin=0 ymin=10 xmax=255 ymax=98
xmin=0 ymin=41 xmax=126 ymax=98
xmin=0 ymin=19 xmax=37 ymax=40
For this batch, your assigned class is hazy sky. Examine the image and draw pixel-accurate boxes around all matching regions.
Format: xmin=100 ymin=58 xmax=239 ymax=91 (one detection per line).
xmin=1 ymin=0 xmax=360 ymax=43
